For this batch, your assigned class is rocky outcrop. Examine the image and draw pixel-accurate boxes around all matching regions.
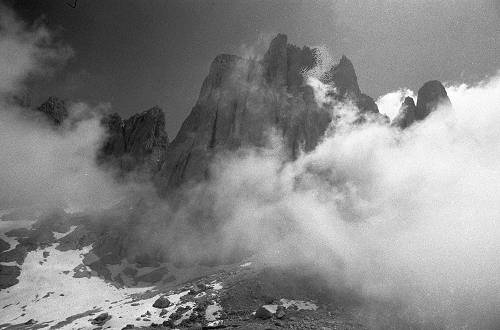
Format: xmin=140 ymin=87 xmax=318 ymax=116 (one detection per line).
xmin=36 ymin=96 xmax=68 ymax=125
xmin=415 ymin=80 xmax=451 ymax=120
xmin=98 ymin=106 xmax=169 ymax=174
xmin=321 ymin=55 xmax=380 ymax=114
xmin=322 ymin=55 xmax=361 ymax=99
xmin=392 ymin=80 xmax=451 ymax=128
xmin=157 ymin=34 xmax=382 ymax=192
xmin=33 ymin=97 xmax=168 ymax=175
xmin=392 ymin=96 xmax=417 ymax=129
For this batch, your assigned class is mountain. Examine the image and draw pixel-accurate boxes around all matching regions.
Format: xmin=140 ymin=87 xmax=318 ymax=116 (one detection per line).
xmin=36 ymin=96 xmax=68 ymax=125
xmin=98 ymin=106 xmax=169 ymax=174
xmin=157 ymin=34 xmax=384 ymax=193
xmin=415 ymin=80 xmax=452 ymax=120
xmin=392 ymin=96 xmax=417 ymax=129
xmin=33 ymin=97 xmax=169 ymax=175
xmin=392 ymin=80 xmax=452 ymax=128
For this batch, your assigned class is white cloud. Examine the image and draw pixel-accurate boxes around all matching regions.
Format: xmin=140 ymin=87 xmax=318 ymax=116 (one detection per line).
xmin=376 ymin=88 xmax=416 ymax=119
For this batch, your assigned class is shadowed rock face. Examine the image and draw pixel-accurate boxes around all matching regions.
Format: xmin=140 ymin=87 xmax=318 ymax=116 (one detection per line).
xmin=392 ymin=80 xmax=452 ymax=129
xmin=321 ymin=55 xmax=380 ymax=114
xmin=392 ymin=97 xmax=417 ymax=129
xmin=157 ymin=34 xmax=382 ymax=192
xmin=322 ymin=55 xmax=361 ymax=99
xmin=415 ymin=80 xmax=452 ymax=120
xmin=34 ymin=97 xmax=169 ymax=175
xmin=36 ymin=96 xmax=68 ymax=125
xmin=98 ymin=106 xmax=169 ymax=174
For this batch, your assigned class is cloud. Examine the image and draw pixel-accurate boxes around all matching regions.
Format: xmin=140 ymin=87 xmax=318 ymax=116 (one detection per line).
xmin=376 ymin=88 xmax=416 ymax=119
xmin=0 ymin=5 xmax=73 ymax=95
xmin=176 ymin=72 xmax=500 ymax=328
xmin=0 ymin=5 xmax=128 ymax=213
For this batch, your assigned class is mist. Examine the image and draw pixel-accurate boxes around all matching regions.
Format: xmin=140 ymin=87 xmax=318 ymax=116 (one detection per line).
xmin=188 ymin=72 xmax=500 ymax=327
xmin=1 ymin=4 xmax=500 ymax=328
xmin=0 ymin=6 xmax=129 ymax=213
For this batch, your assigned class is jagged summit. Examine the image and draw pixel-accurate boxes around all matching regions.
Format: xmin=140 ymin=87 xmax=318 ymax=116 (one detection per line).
xmin=392 ymin=96 xmax=417 ymax=129
xmin=157 ymin=33 xmax=381 ymax=192
xmin=36 ymin=96 xmax=68 ymax=125
xmin=392 ymin=80 xmax=452 ymax=128
xmin=322 ymin=55 xmax=361 ymax=98
xmin=99 ymin=106 xmax=169 ymax=174
xmin=416 ymin=80 xmax=451 ymax=120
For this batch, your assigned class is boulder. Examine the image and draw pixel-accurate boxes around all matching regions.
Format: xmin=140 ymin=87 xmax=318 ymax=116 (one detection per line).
xmin=152 ymin=296 xmax=171 ymax=309
xmin=254 ymin=305 xmax=274 ymax=319
xmin=91 ymin=312 xmax=111 ymax=326
xmin=276 ymin=305 xmax=286 ymax=319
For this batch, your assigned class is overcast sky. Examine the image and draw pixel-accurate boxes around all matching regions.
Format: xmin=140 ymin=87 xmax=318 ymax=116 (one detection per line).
xmin=5 ymin=0 xmax=500 ymax=137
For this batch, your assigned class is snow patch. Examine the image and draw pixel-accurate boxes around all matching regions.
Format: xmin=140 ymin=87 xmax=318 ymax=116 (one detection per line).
xmin=208 ymin=280 xmax=223 ymax=290
xmin=0 ymin=242 xmax=201 ymax=329
xmin=53 ymin=225 xmax=77 ymax=240
xmin=205 ymin=301 xmax=223 ymax=321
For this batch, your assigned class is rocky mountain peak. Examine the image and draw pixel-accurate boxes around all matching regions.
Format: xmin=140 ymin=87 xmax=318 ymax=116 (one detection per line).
xmin=392 ymin=80 xmax=452 ymax=129
xmin=99 ymin=106 xmax=169 ymax=174
xmin=392 ymin=96 xmax=417 ymax=129
xmin=36 ymin=96 xmax=68 ymax=125
xmin=263 ymin=33 xmax=288 ymax=86
xmin=415 ymin=80 xmax=451 ymax=120
xmin=157 ymin=34 xmax=383 ymax=192
xmin=322 ymin=55 xmax=361 ymax=98
xmin=33 ymin=96 xmax=169 ymax=175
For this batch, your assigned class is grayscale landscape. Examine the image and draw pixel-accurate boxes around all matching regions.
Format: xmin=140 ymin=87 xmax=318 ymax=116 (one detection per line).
xmin=0 ymin=1 xmax=500 ymax=329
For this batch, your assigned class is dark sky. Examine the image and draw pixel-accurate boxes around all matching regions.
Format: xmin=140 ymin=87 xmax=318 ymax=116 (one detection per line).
xmin=5 ymin=0 xmax=500 ymax=137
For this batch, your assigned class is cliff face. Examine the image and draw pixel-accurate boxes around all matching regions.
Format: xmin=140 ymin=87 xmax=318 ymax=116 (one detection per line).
xmin=392 ymin=80 xmax=452 ymax=128
xmin=34 ymin=97 xmax=169 ymax=174
xmin=157 ymin=34 xmax=382 ymax=192
xmin=415 ymin=80 xmax=452 ymax=120
xmin=98 ymin=107 xmax=169 ymax=174
xmin=36 ymin=96 xmax=68 ymax=125
xmin=392 ymin=97 xmax=417 ymax=129
xmin=33 ymin=35 xmax=451 ymax=193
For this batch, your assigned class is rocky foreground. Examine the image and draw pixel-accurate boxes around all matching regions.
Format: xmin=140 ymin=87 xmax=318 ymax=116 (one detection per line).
xmin=0 ymin=209 xmax=367 ymax=330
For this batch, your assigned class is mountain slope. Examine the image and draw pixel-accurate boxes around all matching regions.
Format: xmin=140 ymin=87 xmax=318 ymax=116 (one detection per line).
xmin=157 ymin=34 xmax=383 ymax=193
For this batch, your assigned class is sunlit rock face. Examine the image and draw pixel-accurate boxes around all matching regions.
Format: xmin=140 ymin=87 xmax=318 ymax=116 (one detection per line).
xmin=157 ymin=34 xmax=381 ymax=192
xmin=98 ymin=106 xmax=169 ymax=174
xmin=392 ymin=80 xmax=452 ymax=129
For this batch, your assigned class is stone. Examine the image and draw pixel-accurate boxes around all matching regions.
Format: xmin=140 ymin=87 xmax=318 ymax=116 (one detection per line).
xmin=255 ymin=306 xmax=274 ymax=319
xmin=276 ymin=305 xmax=286 ymax=319
xmin=152 ymin=296 xmax=171 ymax=309
xmin=91 ymin=312 xmax=111 ymax=326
